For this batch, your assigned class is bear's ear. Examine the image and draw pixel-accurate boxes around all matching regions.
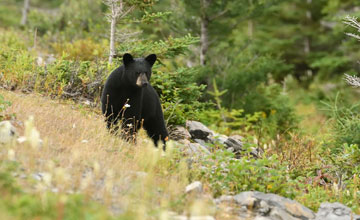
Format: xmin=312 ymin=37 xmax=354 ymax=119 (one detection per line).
xmin=123 ymin=53 xmax=134 ymax=66
xmin=145 ymin=54 xmax=157 ymax=66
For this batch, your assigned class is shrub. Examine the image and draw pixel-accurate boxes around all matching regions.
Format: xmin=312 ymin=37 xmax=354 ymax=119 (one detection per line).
xmin=51 ymin=38 xmax=108 ymax=61
xmin=194 ymin=141 xmax=298 ymax=198
xmin=245 ymin=83 xmax=299 ymax=139
xmin=0 ymin=94 xmax=11 ymax=120
xmin=151 ymin=67 xmax=209 ymax=125
xmin=322 ymin=93 xmax=360 ymax=152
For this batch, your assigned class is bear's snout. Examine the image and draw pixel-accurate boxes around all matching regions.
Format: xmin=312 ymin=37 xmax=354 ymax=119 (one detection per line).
xmin=136 ymin=73 xmax=149 ymax=88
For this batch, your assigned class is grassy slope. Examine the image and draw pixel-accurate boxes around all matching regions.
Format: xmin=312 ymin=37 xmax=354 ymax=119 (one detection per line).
xmin=1 ymin=89 xmax=216 ymax=219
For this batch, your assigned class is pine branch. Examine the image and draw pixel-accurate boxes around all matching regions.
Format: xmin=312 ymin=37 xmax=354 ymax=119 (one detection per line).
xmin=344 ymin=74 xmax=360 ymax=87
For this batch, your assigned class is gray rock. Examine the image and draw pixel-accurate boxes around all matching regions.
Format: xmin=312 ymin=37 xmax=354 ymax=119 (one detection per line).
xmin=188 ymin=143 xmax=210 ymax=155
xmin=0 ymin=121 xmax=17 ymax=144
xmin=170 ymin=126 xmax=192 ymax=140
xmin=186 ymin=121 xmax=214 ymax=140
xmin=212 ymin=134 xmax=228 ymax=145
xmin=229 ymin=134 xmax=244 ymax=141
xmin=216 ymin=191 xmax=315 ymax=220
xmin=170 ymin=215 xmax=215 ymax=220
xmin=194 ymin=139 xmax=211 ymax=150
xmin=224 ymin=136 xmax=243 ymax=151
xmin=172 ymin=215 xmax=188 ymax=220
xmin=315 ymin=202 xmax=360 ymax=220
xmin=32 ymin=172 xmax=45 ymax=181
xmin=189 ymin=216 xmax=215 ymax=220
xmin=185 ymin=181 xmax=203 ymax=194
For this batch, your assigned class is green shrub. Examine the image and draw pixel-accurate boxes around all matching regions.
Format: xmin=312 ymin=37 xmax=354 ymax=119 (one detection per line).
xmin=27 ymin=9 xmax=57 ymax=36
xmin=197 ymin=108 xmax=262 ymax=135
xmin=244 ymin=83 xmax=299 ymax=139
xmin=322 ymin=93 xmax=360 ymax=151
xmin=51 ymin=38 xmax=108 ymax=61
xmin=0 ymin=94 xmax=11 ymax=120
xmin=194 ymin=142 xmax=298 ymax=198
xmin=151 ymin=67 xmax=209 ymax=125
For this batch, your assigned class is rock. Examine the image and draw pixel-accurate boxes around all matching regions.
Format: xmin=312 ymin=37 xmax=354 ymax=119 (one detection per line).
xmin=170 ymin=216 xmax=215 ymax=220
xmin=186 ymin=121 xmax=214 ymax=141
xmin=216 ymin=191 xmax=315 ymax=220
xmin=224 ymin=137 xmax=243 ymax=151
xmin=315 ymin=202 xmax=360 ymax=220
xmin=213 ymin=134 xmax=228 ymax=145
xmin=189 ymin=216 xmax=215 ymax=220
xmin=172 ymin=215 xmax=188 ymax=220
xmin=194 ymin=139 xmax=210 ymax=149
xmin=188 ymin=143 xmax=210 ymax=155
xmin=170 ymin=126 xmax=192 ymax=140
xmin=229 ymin=134 xmax=244 ymax=142
xmin=0 ymin=121 xmax=17 ymax=144
xmin=17 ymin=136 xmax=27 ymax=144
xmin=185 ymin=181 xmax=203 ymax=194
xmin=179 ymin=139 xmax=191 ymax=145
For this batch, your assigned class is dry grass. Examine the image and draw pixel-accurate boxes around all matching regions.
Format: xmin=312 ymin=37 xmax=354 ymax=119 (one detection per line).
xmin=1 ymin=89 xmax=214 ymax=218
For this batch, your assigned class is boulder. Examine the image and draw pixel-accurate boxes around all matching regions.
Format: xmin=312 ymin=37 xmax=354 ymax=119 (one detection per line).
xmin=194 ymin=139 xmax=210 ymax=150
xmin=215 ymin=191 xmax=315 ymax=220
xmin=315 ymin=202 xmax=360 ymax=220
xmin=186 ymin=121 xmax=214 ymax=141
xmin=185 ymin=181 xmax=203 ymax=194
xmin=224 ymin=136 xmax=243 ymax=151
xmin=188 ymin=143 xmax=210 ymax=156
xmin=170 ymin=126 xmax=192 ymax=141
xmin=212 ymin=134 xmax=228 ymax=145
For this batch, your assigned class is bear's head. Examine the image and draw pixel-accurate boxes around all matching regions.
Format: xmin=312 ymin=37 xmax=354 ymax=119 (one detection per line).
xmin=122 ymin=53 xmax=157 ymax=88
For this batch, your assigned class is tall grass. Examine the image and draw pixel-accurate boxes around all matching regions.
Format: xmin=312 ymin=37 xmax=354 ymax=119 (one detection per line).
xmin=1 ymin=90 xmax=215 ymax=219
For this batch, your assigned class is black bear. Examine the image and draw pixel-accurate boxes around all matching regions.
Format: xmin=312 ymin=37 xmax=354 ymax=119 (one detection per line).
xmin=101 ymin=53 xmax=168 ymax=149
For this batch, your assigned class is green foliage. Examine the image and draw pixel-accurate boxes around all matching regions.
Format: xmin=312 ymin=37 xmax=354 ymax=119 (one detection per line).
xmin=116 ymin=34 xmax=199 ymax=59
xmin=227 ymin=83 xmax=299 ymax=139
xmin=0 ymin=94 xmax=11 ymax=120
xmin=197 ymin=108 xmax=262 ymax=135
xmin=27 ymin=9 xmax=56 ymax=36
xmin=322 ymin=93 xmax=360 ymax=150
xmin=296 ymin=176 xmax=360 ymax=212
xmin=0 ymin=35 xmax=108 ymax=101
xmin=195 ymin=142 xmax=297 ymax=198
xmin=51 ymin=38 xmax=108 ymax=61
xmin=0 ymin=1 xmax=22 ymax=28
xmin=152 ymin=67 xmax=208 ymax=125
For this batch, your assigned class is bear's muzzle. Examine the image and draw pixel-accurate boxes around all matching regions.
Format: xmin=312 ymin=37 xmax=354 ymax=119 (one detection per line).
xmin=136 ymin=73 xmax=149 ymax=88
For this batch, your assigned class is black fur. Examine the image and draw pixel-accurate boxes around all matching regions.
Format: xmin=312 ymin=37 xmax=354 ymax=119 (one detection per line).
xmin=101 ymin=53 xmax=168 ymax=149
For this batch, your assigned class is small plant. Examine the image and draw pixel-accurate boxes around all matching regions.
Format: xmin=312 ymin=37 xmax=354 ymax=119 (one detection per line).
xmin=0 ymin=94 xmax=11 ymax=120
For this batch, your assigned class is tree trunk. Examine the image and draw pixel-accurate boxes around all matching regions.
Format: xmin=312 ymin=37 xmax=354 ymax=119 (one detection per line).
xmin=248 ymin=20 xmax=254 ymax=39
xmin=109 ymin=17 xmax=116 ymax=64
xmin=248 ymin=0 xmax=254 ymax=39
xmin=200 ymin=0 xmax=210 ymax=66
xmin=304 ymin=0 xmax=312 ymax=76
xmin=108 ymin=0 xmax=123 ymax=64
xmin=21 ymin=0 xmax=30 ymax=26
